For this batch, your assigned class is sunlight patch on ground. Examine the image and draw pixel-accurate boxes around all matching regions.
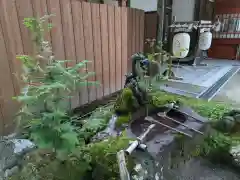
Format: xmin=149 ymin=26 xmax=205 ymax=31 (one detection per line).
xmin=212 ymin=71 xmax=240 ymax=108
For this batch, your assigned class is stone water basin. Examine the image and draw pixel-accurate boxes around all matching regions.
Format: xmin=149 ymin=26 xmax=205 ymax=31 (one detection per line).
xmin=125 ymin=105 xmax=240 ymax=179
xmin=127 ymin=105 xmax=206 ymax=155
xmin=130 ymin=107 xmax=188 ymax=142
xmin=126 ymin=105 xmax=209 ymax=179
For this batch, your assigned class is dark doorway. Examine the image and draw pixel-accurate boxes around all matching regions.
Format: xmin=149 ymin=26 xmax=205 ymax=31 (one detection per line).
xmin=162 ymin=0 xmax=173 ymax=52
xmin=144 ymin=0 xmax=173 ymax=53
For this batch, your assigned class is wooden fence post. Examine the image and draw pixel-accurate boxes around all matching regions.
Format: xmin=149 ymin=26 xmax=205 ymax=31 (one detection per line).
xmin=120 ymin=0 xmax=127 ymax=7
xmin=117 ymin=0 xmax=127 ymax=7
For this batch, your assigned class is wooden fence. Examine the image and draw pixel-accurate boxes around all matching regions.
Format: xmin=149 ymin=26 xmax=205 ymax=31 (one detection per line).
xmin=0 ymin=0 xmax=144 ymax=135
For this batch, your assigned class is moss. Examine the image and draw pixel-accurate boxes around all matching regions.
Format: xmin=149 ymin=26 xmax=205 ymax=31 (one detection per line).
xmin=115 ymin=113 xmax=132 ymax=128
xmin=200 ymin=132 xmax=233 ymax=162
xmin=10 ymin=132 xmax=134 ymax=180
xmin=8 ymin=149 xmax=91 ymax=180
xmin=148 ymin=90 xmax=240 ymax=166
xmin=87 ymin=131 xmax=135 ymax=180
xmin=79 ymin=106 xmax=114 ymax=143
xmin=11 ymin=90 xmax=237 ymax=180
xmin=114 ymin=88 xmax=135 ymax=115
xmin=150 ymin=90 xmax=231 ymax=121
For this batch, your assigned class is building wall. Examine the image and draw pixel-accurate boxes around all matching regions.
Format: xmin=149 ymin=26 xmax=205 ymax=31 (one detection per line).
xmin=208 ymin=0 xmax=240 ymax=60
xmin=130 ymin=0 xmax=157 ymax=12
xmin=172 ymin=0 xmax=196 ymax=21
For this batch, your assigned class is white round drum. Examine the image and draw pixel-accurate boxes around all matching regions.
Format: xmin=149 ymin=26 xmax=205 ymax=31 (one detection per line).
xmin=172 ymin=33 xmax=190 ymax=58
xmin=198 ymin=31 xmax=212 ymax=50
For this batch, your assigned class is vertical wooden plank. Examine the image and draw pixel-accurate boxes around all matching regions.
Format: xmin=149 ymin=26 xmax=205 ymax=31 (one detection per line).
xmin=59 ymin=0 xmax=76 ymax=67
xmin=82 ymin=2 xmax=97 ymax=103
xmin=100 ymin=4 xmax=110 ymax=96
xmin=40 ymin=0 xmax=51 ymax=42
xmin=15 ymin=0 xmax=34 ymax=55
xmin=31 ymin=0 xmax=51 ymax=52
xmin=121 ymin=7 xmax=128 ymax=88
xmin=108 ymin=6 xmax=116 ymax=93
xmin=115 ymin=7 xmax=122 ymax=91
xmin=135 ymin=10 xmax=140 ymax=52
xmin=47 ymin=0 xmax=65 ymax=60
xmin=71 ymin=0 xmax=88 ymax=105
xmin=47 ymin=0 xmax=68 ymax=109
xmin=32 ymin=0 xmax=43 ymax=19
xmin=132 ymin=9 xmax=136 ymax=54
xmin=139 ymin=11 xmax=145 ymax=52
xmin=0 ymin=0 xmax=25 ymax=134
xmin=127 ymin=8 xmax=133 ymax=73
xmin=60 ymin=0 xmax=79 ymax=108
xmin=0 ymin=0 xmax=24 ymax=94
xmin=0 ymin=88 xmax=5 ymax=135
xmin=91 ymin=3 xmax=104 ymax=100
xmin=0 ymin=20 xmax=17 ymax=135
xmin=127 ymin=9 xmax=132 ymax=57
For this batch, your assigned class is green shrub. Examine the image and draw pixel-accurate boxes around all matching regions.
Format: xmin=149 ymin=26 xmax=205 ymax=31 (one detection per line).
xmin=15 ymin=16 xmax=98 ymax=160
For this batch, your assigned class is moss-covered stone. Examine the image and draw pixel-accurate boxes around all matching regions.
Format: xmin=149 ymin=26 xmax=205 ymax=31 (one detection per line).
xmin=9 ymin=133 xmax=134 ymax=180
xmin=79 ymin=106 xmax=114 ymax=143
xmin=150 ymin=90 xmax=231 ymax=121
xmin=8 ymin=149 xmax=91 ymax=180
xmin=87 ymin=131 xmax=135 ymax=180
xmin=148 ymin=90 xmax=240 ymax=168
xmin=114 ymin=88 xmax=135 ymax=115
xmin=115 ymin=113 xmax=132 ymax=128
xmin=212 ymin=109 xmax=240 ymax=134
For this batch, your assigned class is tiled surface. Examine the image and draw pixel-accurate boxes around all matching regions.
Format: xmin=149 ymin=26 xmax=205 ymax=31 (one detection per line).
xmin=205 ymin=59 xmax=240 ymax=66
xmin=212 ymin=70 xmax=240 ymax=107
xmin=171 ymin=62 xmax=233 ymax=87
xmin=160 ymin=59 xmax=238 ymax=96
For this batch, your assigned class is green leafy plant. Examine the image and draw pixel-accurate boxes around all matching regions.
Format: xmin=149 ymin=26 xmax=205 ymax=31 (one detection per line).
xmin=79 ymin=106 xmax=114 ymax=142
xmin=199 ymin=132 xmax=235 ymax=165
xmin=145 ymin=39 xmax=188 ymax=80
xmin=15 ymin=15 xmax=98 ymax=159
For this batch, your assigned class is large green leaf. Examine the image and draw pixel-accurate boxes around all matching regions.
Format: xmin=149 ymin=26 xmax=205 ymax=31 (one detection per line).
xmin=31 ymin=130 xmax=54 ymax=149
xmin=61 ymin=132 xmax=79 ymax=147
xmin=15 ymin=95 xmax=37 ymax=104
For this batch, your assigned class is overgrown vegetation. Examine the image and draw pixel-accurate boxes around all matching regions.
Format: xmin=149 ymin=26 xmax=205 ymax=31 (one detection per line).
xmin=9 ymin=132 xmax=134 ymax=180
xmin=87 ymin=131 xmax=135 ymax=180
xmin=149 ymin=90 xmax=240 ymax=169
xmin=198 ymin=110 xmax=240 ymax=168
xmin=11 ymin=14 xmax=240 ymax=180
xmin=141 ymin=88 xmax=239 ymax=168
xmin=78 ymin=106 xmax=113 ymax=143
xmin=150 ymin=90 xmax=230 ymax=121
xmin=15 ymin=15 xmax=98 ymax=160
xmin=11 ymin=15 xmax=133 ymax=180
